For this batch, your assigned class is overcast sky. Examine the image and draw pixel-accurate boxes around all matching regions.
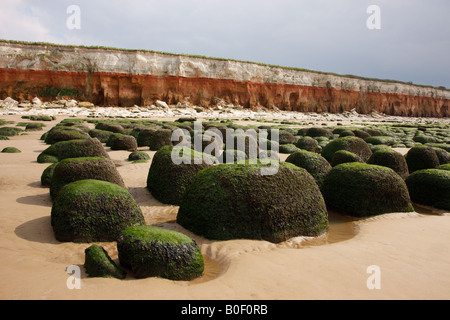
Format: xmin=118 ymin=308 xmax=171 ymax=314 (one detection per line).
xmin=1 ymin=0 xmax=449 ymax=88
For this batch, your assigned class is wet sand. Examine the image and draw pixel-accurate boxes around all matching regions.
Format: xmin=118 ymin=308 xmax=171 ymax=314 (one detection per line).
xmin=1 ymin=115 xmax=450 ymax=300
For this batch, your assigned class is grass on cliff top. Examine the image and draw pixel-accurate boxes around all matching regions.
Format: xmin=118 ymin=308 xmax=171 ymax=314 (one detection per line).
xmin=1 ymin=39 xmax=448 ymax=91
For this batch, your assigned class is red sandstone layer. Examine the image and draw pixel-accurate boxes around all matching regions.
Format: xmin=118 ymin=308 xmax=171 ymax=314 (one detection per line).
xmin=0 ymin=68 xmax=447 ymax=117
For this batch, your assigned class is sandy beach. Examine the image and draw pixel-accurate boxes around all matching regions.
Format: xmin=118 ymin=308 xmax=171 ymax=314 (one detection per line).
xmin=1 ymin=113 xmax=450 ymax=301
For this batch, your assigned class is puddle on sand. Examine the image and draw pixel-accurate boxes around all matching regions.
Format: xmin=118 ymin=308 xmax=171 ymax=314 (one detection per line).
xmin=280 ymin=211 xmax=357 ymax=248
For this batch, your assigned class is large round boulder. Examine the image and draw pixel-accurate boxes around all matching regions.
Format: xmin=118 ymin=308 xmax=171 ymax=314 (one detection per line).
xmin=405 ymin=145 xmax=440 ymax=173
xmin=37 ymin=138 xmax=109 ymax=163
xmin=149 ymin=129 xmax=173 ymax=151
xmin=50 ymin=157 xmax=125 ymax=200
xmin=117 ymin=225 xmax=204 ymax=280
xmin=321 ymin=136 xmax=372 ymax=163
xmin=285 ymin=150 xmax=332 ymax=187
xmin=405 ymin=169 xmax=450 ymax=210
xmin=147 ymin=146 xmax=216 ymax=205
xmin=177 ymin=162 xmax=329 ymax=243
xmin=320 ymin=163 xmax=414 ymax=217
xmin=51 ymin=179 xmax=145 ymax=242
xmin=367 ymin=149 xmax=409 ymax=179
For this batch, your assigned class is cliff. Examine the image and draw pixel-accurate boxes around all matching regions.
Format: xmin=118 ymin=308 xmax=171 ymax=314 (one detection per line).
xmin=0 ymin=41 xmax=448 ymax=117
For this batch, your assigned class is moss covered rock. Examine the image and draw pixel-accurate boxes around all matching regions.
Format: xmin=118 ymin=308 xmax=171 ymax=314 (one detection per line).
xmin=41 ymin=162 xmax=58 ymax=187
xmin=365 ymin=136 xmax=396 ymax=146
xmin=321 ymin=136 xmax=372 ymax=163
xmin=432 ymin=148 xmax=450 ymax=165
xmin=50 ymin=157 xmax=125 ymax=200
xmin=367 ymin=149 xmax=409 ymax=179
xmin=285 ymin=150 xmax=332 ymax=187
xmin=0 ymin=127 xmax=23 ymax=137
xmin=405 ymin=145 xmax=440 ymax=173
xmin=109 ymin=135 xmax=138 ymax=152
xmin=405 ymin=169 xmax=450 ymax=210
xmin=51 ymin=179 xmax=145 ymax=242
xmin=147 ymin=146 xmax=216 ymax=205
xmin=1 ymin=147 xmax=21 ymax=153
xmin=321 ymin=163 xmax=414 ymax=217
xmin=117 ymin=225 xmax=204 ymax=280
xmin=279 ymin=144 xmax=301 ymax=154
xmin=44 ymin=127 xmax=90 ymax=145
xmin=149 ymin=129 xmax=173 ymax=151
xmin=137 ymin=128 xmax=157 ymax=147
xmin=84 ymin=245 xmax=126 ymax=279
xmin=305 ymin=127 xmax=333 ymax=138
xmin=295 ymin=136 xmax=320 ymax=153
xmin=330 ymin=150 xmax=363 ymax=167
xmin=37 ymin=138 xmax=109 ymax=163
xmin=438 ymin=163 xmax=450 ymax=171
xmin=177 ymin=162 xmax=329 ymax=243
xmin=88 ymin=129 xmax=113 ymax=143
xmin=128 ymin=151 xmax=150 ymax=162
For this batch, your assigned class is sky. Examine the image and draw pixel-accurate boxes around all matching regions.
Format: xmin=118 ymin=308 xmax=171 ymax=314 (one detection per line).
xmin=1 ymin=0 xmax=449 ymax=88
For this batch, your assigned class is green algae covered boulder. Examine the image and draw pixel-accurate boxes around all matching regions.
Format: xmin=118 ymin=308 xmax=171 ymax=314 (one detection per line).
xmin=405 ymin=145 xmax=440 ymax=173
xmin=330 ymin=150 xmax=363 ymax=167
xmin=109 ymin=134 xmax=138 ymax=152
xmin=41 ymin=162 xmax=58 ymax=187
xmin=295 ymin=136 xmax=320 ymax=153
xmin=149 ymin=129 xmax=173 ymax=151
xmin=147 ymin=146 xmax=216 ymax=205
xmin=117 ymin=225 xmax=204 ymax=280
xmin=321 ymin=136 xmax=372 ymax=163
xmin=439 ymin=163 xmax=450 ymax=171
xmin=320 ymin=163 xmax=414 ymax=217
xmin=1 ymin=147 xmax=21 ymax=153
xmin=37 ymin=138 xmax=109 ymax=163
xmin=84 ymin=245 xmax=126 ymax=279
xmin=367 ymin=149 xmax=409 ymax=179
xmin=177 ymin=162 xmax=329 ymax=243
xmin=285 ymin=150 xmax=332 ymax=187
xmin=51 ymin=179 xmax=145 ymax=242
xmin=50 ymin=157 xmax=125 ymax=200
xmin=405 ymin=169 xmax=450 ymax=210
xmin=128 ymin=151 xmax=150 ymax=162
xmin=44 ymin=127 xmax=90 ymax=145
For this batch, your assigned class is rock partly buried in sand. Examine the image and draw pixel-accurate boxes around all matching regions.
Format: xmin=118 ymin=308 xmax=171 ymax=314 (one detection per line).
xmin=128 ymin=151 xmax=150 ymax=162
xmin=367 ymin=149 xmax=410 ymax=180
xmin=1 ymin=147 xmax=21 ymax=153
xmin=109 ymin=134 xmax=138 ymax=152
xmin=405 ymin=169 xmax=450 ymax=211
xmin=285 ymin=150 xmax=332 ymax=188
xmin=320 ymin=162 xmax=414 ymax=217
xmin=147 ymin=146 xmax=217 ymax=205
xmin=84 ymin=245 xmax=127 ymax=279
xmin=117 ymin=225 xmax=204 ymax=280
xmin=50 ymin=157 xmax=125 ymax=200
xmin=88 ymin=129 xmax=113 ymax=143
xmin=41 ymin=162 xmax=58 ymax=187
xmin=177 ymin=162 xmax=329 ymax=243
xmin=405 ymin=145 xmax=440 ymax=173
xmin=295 ymin=136 xmax=320 ymax=153
xmin=321 ymin=136 xmax=372 ymax=163
xmin=44 ymin=127 xmax=90 ymax=145
xmin=330 ymin=150 xmax=364 ymax=167
xmin=37 ymin=138 xmax=109 ymax=163
xmin=51 ymin=179 xmax=145 ymax=242
xmin=149 ymin=129 xmax=173 ymax=151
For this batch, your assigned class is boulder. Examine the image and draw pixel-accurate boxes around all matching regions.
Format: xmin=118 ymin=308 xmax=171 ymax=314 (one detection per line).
xmin=84 ymin=245 xmax=126 ymax=279
xmin=405 ymin=169 xmax=450 ymax=210
xmin=117 ymin=225 xmax=204 ymax=280
xmin=320 ymin=163 xmax=414 ymax=217
xmin=177 ymin=162 xmax=329 ymax=243
xmin=51 ymin=179 xmax=145 ymax=242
